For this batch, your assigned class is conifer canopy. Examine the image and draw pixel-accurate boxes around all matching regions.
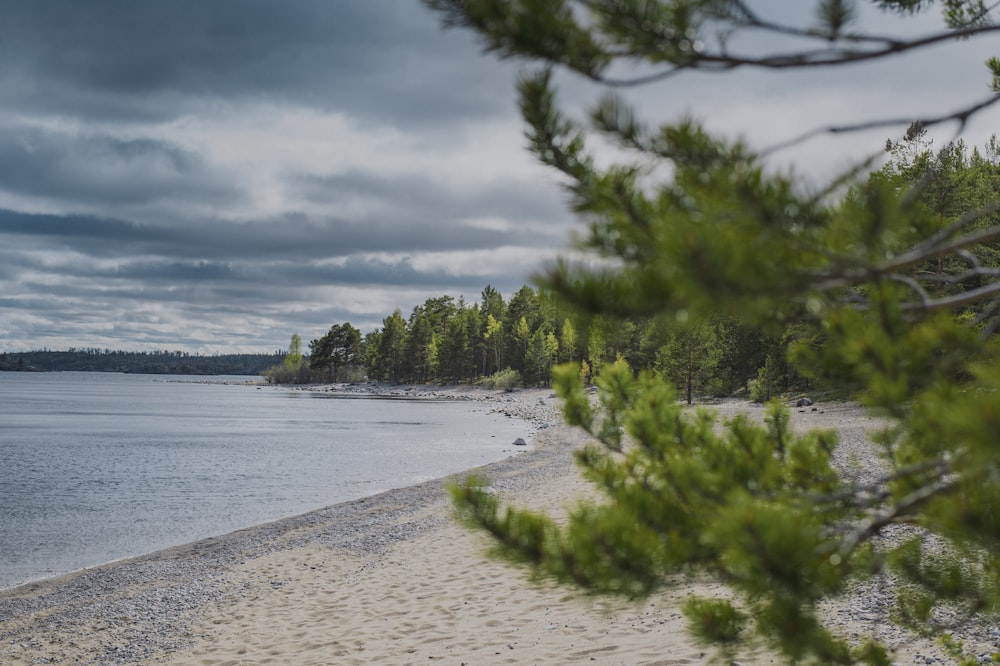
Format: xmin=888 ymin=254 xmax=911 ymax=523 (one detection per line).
xmin=424 ymin=1 xmax=1000 ymax=662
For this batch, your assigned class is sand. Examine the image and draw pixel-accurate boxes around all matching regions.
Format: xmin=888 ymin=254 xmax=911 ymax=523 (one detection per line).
xmin=1 ymin=389 xmax=995 ymax=665
xmin=176 ymin=429 xmax=714 ymax=665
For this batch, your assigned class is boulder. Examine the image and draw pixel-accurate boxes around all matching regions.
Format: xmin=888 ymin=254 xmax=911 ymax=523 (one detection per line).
xmin=512 ymin=437 xmax=527 ymax=446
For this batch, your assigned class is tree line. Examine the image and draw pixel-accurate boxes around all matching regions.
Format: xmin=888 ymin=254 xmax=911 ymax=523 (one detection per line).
xmin=273 ymin=131 xmax=1000 ymax=406
xmin=1 ymin=349 xmax=284 ymax=375
xmin=269 ymin=283 xmax=784 ymax=400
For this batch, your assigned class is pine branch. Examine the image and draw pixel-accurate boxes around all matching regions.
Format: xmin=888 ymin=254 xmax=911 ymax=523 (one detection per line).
xmin=892 ymin=201 xmax=1000 ymax=270
xmin=810 ymin=457 xmax=953 ymax=512
xmin=905 ymin=280 xmax=1000 ymax=313
xmin=835 ymin=474 xmax=960 ymax=558
xmin=886 ymin=273 xmax=934 ymax=309
xmin=760 ymin=94 xmax=1000 ymax=157
xmin=593 ymin=24 xmax=1000 ymax=86
xmin=811 ymin=206 xmax=1000 ymax=311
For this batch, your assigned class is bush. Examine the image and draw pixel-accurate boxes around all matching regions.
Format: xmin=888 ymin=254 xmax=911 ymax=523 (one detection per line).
xmin=263 ymin=363 xmax=316 ymax=385
xmin=478 ymin=367 xmax=522 ymax=392
xmin=705 ymin=377 xmax=728 ymax=400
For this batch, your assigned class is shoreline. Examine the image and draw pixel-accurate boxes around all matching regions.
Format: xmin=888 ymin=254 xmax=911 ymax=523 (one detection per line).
xmin=0 ymin=386 xmax=565 ymax=664
xmin=0 ymin=381 xmax=548 ymax=593
xmin=2 ymin=391 xmax=996 ymax=664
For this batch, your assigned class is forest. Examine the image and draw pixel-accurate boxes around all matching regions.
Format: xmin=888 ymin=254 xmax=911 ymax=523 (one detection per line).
xmin=277 ymin=131 xmax=1000 ymax=404
xmin=0 ymin=348 xmax=284 ymax=375
xmin=278 ymin=282 xmax=784 ymax=402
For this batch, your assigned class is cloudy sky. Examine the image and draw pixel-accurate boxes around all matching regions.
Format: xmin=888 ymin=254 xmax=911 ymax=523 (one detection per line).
xmin=1 ymin=2 xmax=997 ymax=353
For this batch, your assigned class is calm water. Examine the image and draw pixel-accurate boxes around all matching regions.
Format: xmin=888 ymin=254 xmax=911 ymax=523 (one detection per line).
xmin=0 ymin=372 xmax=531 ymax=589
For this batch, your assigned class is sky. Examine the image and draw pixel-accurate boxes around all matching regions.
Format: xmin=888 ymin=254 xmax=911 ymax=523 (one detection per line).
xmin=1 ymin=1 xmax=997 ymax=354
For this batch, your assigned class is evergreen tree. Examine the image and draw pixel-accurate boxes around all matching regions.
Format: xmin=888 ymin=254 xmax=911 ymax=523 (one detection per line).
xmin=655 ymin=319 xmax=720 ymax=405
xmin=309 ymin=331 xmax=334 ymax=381
xmin=375 ymin=309 xmax=407 ymax=383
xmin=402 ymin=295 xmax=459 ymax=382
xmin=363 ymin=330 xmax=383 ymax=380
xmin=404 ymin=309 xmax=437 ymax=383
xmin=310 ymin=323 xmax=362 ymax=383
xmin=873 ymin=130 xmax=1000 ymax=314
xmin=504 ymin=286 xmax=540 ymax=371
xmin=714 ymin=317 xmax=773 ymax=396
xmin=524 ymin=325 xmax=560 ymax=386
xmin=479 ymin=285 xmax=507 ymax=375
xmin=426 ymin=1 xmax=1000 ymax=662
xmin=636 ymin=315 xmax=671 ymax=371
xmin=439 ymin=302 xmax=478 ymax=381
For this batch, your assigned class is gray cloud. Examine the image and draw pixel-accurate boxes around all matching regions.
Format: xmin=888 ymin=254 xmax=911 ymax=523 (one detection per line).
xmin=288 ymin=169 xmax=572 ymax=229
xmin=0 ymin=127 xmax=239 ymax=206
xmin=0 ymin=1 xmax=516 ymax=126
xmin=8 ymin=250 xmax=511 ymax=293
xmin=0 ymin=2 xmax=993 ymax=353
xmin=0 ymin=210 xmax=171 ymax=251
xmin=0 ymin=207 xmax=545 ymax=262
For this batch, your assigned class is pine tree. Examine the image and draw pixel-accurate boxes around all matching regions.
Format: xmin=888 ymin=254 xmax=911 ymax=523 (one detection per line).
xmin=426 ymin=1 xmax=1000 ymax=662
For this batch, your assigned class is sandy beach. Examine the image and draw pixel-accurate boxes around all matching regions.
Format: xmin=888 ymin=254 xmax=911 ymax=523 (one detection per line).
xmin=2 ymin=388 xmax=996 ymax=665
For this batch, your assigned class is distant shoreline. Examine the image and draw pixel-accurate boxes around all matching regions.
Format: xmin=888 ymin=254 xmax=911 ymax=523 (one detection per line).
xmin=0 ymin=350 xmax=282 ymax=375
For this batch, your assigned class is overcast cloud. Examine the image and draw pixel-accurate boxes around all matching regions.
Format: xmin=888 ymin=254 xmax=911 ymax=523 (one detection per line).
xmin=0 ymin=1 xmax=997 ymax=353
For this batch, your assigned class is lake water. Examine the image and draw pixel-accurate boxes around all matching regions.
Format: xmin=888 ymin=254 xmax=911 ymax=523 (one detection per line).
xmin=0 ymin=372 xmax=532 ymax=589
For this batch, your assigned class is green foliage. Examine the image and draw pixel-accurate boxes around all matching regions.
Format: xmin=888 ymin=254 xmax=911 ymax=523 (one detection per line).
xmin=682 ymin=597 xmax=746 ymax=644
xmin=558 ymin=317 xmax=576 ymax=362
xmin=816 ymin=0 xmax=855 ymax=39
xmin=426 ymin=0 xmax=1000 ymax=662
xmin=477 ymin=367 xmax=522 ymax=391
xmin=455 ymin=365 xmax=861 ymax=655
xmin=940 ymin=633 xmax=985 ymax=666
xmin=263 ymin=360 xmax=315 ymax=385
xmin=483 ymin=312 xmax=504 ymax=371
xmin=298 ymin=282 xmax=780 ymax=392
xmin=309 ymin=322 xmax=363 ymax=383
xmin=524 ymin=326 xmax=559 ymax=385
xmin=266 ymin=332 xmax=315 ymax=384
xmin=374 ymin=309 xmax=407 ymax=382
xmin=748 ymin=354 xmax=781 ymax=403
xmin=283 ymin=333 xmax=303 ymax=371
xmin=654 ymin=318 xmax=720 ymax=405
xmin=989 ymin=56 xmax=1000 ymax=92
